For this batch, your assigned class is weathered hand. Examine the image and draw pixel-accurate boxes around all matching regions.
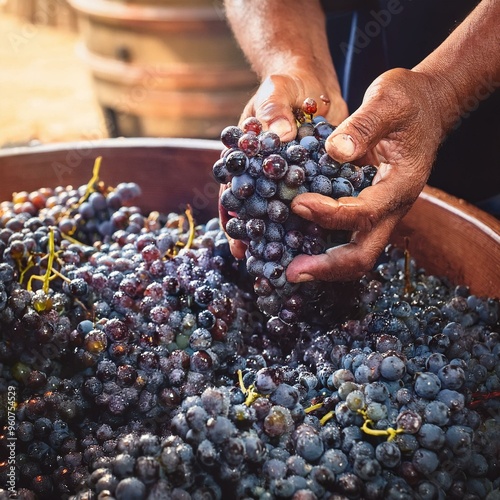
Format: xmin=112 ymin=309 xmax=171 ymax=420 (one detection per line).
xmin=287 ymin=68 xmax=448 ymax=282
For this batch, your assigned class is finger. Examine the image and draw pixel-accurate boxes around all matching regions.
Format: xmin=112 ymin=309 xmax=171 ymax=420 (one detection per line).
xmin=229 ymin=239 xmax=247 ymax=260
xmin=325 ymin=78 xmax=411 ymax=163
xmin=286 ymin=212 xmax=400 ymax=282
xmin=239 ymin=99 xmax=258 ymax=127
xmin=291 ymin=162 xmax=421 ymax=232
xmin=250 ymin=76 xmax=302 ymax=142
xmin=218 ymin=184 xmax=231 ymax=229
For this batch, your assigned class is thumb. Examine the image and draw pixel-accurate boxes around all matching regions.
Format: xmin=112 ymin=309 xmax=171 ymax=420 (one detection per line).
xmin=325 ymin=94 xmax=395 ymax=163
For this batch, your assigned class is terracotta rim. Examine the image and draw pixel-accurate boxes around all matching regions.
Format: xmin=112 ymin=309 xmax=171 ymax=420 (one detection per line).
xmin=0 ymin=137 xmax=223 ymax=157
xmin=1 ymin=138 xmax=498 ymax=234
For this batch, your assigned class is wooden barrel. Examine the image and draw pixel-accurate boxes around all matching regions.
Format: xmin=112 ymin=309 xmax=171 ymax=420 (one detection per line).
xmin=67 ymin=0 xmax=258 ymax=139
xmin=0 ymin=138 xmax=499 ymax=299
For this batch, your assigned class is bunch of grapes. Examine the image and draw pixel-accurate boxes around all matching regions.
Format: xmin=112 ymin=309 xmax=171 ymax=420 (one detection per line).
xmin=0 ymin=166 xmax=265 ymax=499
xmin=0 ymin=158 xmax=499 ymax=500
xmin=213 ymin=98 xmax=377 ymax=325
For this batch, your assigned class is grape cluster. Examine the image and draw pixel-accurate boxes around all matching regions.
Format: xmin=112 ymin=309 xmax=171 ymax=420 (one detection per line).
xmin=213 ymin=99 xmax=377 ymax=325
xmin=0 ymin=166 xmax=263 ymax=499
xmin=1 ymin=162 xmax=499 ymax=499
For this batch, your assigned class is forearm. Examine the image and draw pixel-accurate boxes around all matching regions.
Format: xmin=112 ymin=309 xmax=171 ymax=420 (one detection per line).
xmin=223 ymin=0 xmax=341 ymax=89
xmin=413 ymin=0 xmax=500 ymax=138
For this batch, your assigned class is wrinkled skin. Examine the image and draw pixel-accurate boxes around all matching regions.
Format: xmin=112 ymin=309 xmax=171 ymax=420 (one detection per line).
xmin=220 ymin=68 xmax=444 ymax=282
xmin=288 ymin=68 xmax=445 ymax=282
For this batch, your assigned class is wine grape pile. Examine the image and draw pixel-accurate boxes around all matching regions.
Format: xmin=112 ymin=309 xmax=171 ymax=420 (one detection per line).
xmin=0 ymin=152 xmax=499 ymax=499
xmin=214 ymin=99 xmax=377 ymax=326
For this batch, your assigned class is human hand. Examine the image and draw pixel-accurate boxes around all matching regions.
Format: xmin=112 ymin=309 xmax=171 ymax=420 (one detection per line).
xmin=286 ymin=67 xmax=449 ymax=282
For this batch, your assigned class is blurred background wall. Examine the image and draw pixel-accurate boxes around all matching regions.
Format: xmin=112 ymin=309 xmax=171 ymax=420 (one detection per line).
xmin=0 ymin=0 xmax=257 ymax=146
xmin=0 ymin=0 xmax=77 ymax=30
xmin=0 ymin=0 xmax=106 ymax=146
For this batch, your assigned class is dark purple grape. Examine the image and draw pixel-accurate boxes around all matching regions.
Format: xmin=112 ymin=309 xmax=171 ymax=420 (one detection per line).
xmin=262 ymin=154 xmax=289 ymax=180
xmin=318 ymin=153 xmax=341 ymax=178
xmin=256 ymin=177 xmax=277 ymax=198
xmin=254 ymin=276 xmax=274 ymax=296
xmin=284 ymin=230 xmax=304 ymax=250
xmin=220 ymin=125 xmax=243 ymax=148
xmin=264 ymin=242 xmax=284 ymax=262
xmin=246 ymin=219 xmax=266 ymax=241
xmin=225 ymin=218 xmax=247 ymax=240
xmin=303 ymin=159 xmax=320 ymax=180
xmin=283 ymin=165 xmax=306 ymax=188
xmin=296 ymin=122 xmax=315 ymax=140
xmin=300 ymin=135 xmax=320 ymax=153
xmin=331 ymin=177 xmax=354 ymax=198
xmin=247 ymin=157 xmax=264 ymax=178
xmin=225 ymin=150 xmax=249 ymax=176
xmin=220 ymin=188 xmax=243 ymax=212
xmin=310 ymin=175 xmax=332 ymax=196
xmin=314 ymin=121 xmax=336 ymax=140
xmin=231 ymin=173 xmax=255 ymax=200
xmin=259 ymin=131 xmax=281 ymax=154
xmin=244 ymin=194 xmax=268 ymax=218
xmin=238 ymin=133 xmax=260 ymax=157
xmin=242 ymin=116 xmax=263 ymax=135
xmin=212 ymin=158 xmax=232 ymax=184
xmin=267 ymin=200 xmax=289 ymax=224
xmin=340 ymin=162 xmax=364 ymax=189
xmin=286 ymin=145 xmax=308 ymax=165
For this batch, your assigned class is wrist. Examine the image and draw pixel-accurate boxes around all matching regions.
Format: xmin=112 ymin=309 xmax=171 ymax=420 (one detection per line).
xmin=412 ymin=66 xmax=462 ymax=140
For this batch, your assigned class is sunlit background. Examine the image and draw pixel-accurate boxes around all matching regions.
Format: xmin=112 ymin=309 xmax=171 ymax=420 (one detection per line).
xmin=0 ymin=0 xmax=107 ymax=145
xmin=0 ymin=0 xmax=257 ymax=147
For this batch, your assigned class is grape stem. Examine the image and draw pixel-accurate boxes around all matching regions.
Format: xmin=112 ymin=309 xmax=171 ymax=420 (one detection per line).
xmin=299 ymin=401 xmax=336 ymax=425
xmin=27 ymin=227 xmax=56 ymax=293
xmin=304 ymin=402 xmax=324 ymax=414
xmin=78 ymin=156 xmax=102 ymax=205
xmin=184 ymin=204 xmax=195 ymax=251
xmin=357 ymin=408 xmax=404 ymax=441
xmin=61 ymin=232 xmax=96 ymax=251
xmin=18 ymin=256 xmax=35 ymax=284
xmin=237 ymin=370 xmax=266 ymax=406
xmin=403 ymin=237 xmax=413 ymax=295
xmin=168 ymin=205 xmax=196 ymax=258
xmin=469 ymin=390 xmax=500 ymax=408
xmin=319 ymin=411 xmax=335 ymax=425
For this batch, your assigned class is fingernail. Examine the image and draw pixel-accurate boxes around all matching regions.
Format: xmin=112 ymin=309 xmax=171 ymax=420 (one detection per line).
xmin=329 ymin=134 xmax=355 ymax=158
xmin=269 ymin=118 xmax=292 ymax=138
xmin=295 ymin=273 xmax=314 ymax=283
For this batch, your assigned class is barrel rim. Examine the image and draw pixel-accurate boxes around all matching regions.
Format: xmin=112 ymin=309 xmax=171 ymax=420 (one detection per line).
xmin=1 ymin=138 xmax=499 ymax=239
xmin=68 ymin=0 xmax=226 ymax=23
xmin=0 ymin=137 xmax=223 ymax=159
